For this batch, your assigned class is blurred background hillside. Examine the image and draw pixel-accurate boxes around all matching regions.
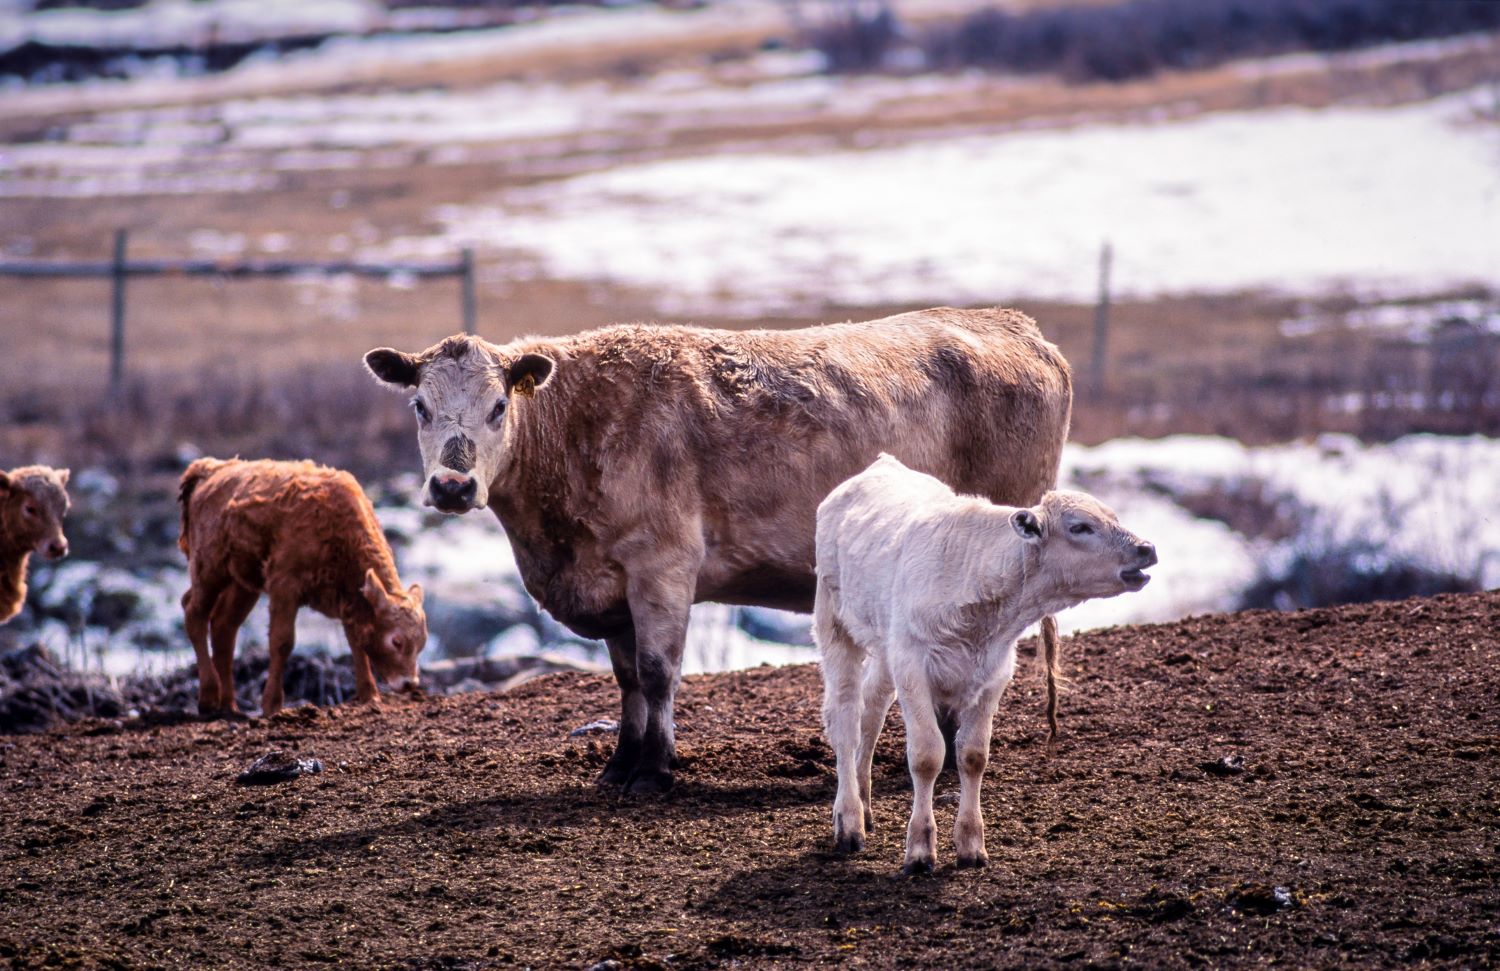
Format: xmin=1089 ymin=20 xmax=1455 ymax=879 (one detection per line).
xmin=1 ymin=0 xmax=1497 ymax=683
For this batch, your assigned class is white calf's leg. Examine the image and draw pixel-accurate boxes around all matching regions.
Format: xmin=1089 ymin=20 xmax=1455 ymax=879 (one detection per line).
xmin=816 ymin=579 xmax=868 ymax=854
xmin=893 ymin=658 xmax=945 ymax=875
xmin=857 ymin=662 xmax=894 ymax=833
xmin=954 ymin=654 xmax=1015 ymax=868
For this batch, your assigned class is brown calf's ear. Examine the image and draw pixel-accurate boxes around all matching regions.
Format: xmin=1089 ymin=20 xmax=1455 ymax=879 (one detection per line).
xmin=407 ymin=583 xmax=424 ymax=607
xmin=362 ymin=568 xmax=392 ymax=610
xmin=1011 ymin=508 xmax=1043 ymax=541
xmin=364 ymin=348 xmax=421 ymax=388
xmin=506 ymin=353 xmax=555 ymax=397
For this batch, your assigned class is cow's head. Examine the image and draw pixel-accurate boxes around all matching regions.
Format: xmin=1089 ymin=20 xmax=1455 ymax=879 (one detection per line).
xmin=363 ymin=335 xmax=554 ymax=514
xmin=359 ymin=569 xmax=427 ymax=685
xmin=1010 ymin=490 xmax=1156 ymax=602
xmin=0 ymin=466 xmax=71 ymax=560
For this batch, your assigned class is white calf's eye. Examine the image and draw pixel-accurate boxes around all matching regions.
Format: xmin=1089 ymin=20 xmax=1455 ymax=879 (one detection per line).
xmin=1069 ymin=523 xmax=1093 ymax=536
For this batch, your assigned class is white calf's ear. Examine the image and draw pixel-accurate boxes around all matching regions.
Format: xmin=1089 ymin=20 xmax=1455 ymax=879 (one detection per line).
xmin=362 ymin=568 xmax=392 ymax=610
xmin=1011 ymin=508 xmax=1043 ymax=541
xmin=506 ymin=353 xmax=555 ymax=397
xmin=364 ymin=348 xmax=421 ymax=388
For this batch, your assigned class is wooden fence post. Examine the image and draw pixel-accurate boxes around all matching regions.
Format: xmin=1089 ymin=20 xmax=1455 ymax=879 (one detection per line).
xmin=460 ymin=247 xmax=476 ymax=336
xmin=109 ymin=229 xmax=128 ymax=396
xmin=1090 ymin=240 xmax=1112 ymax=399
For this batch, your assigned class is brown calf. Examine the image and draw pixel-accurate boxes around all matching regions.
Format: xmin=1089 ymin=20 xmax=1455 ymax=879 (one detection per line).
xmin=0 ymin=465 xmax=71 ymax=624
xmin=366 ymin=306 xmax=1072 ymax=793
xmin=177 ymin=458 xmax=426 ymax=716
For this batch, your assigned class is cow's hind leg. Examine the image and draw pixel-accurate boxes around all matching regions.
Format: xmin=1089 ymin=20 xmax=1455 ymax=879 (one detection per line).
xmin=816 ymin=579 xmax=867 ymax=854
xmin=893 ymin=656 xmax=945 ymax=876
xmin=209 ymin=584 xmax=258 ymax=713
xmin=857 ymin=663 xmax=894 ymax=834
xmin=182 ymin=576 xmax=226 ymax=716
xmin=623 ymin=570 xmax=694 ymax=795
xmin=597 ymin=632 xmax=648 ymax=787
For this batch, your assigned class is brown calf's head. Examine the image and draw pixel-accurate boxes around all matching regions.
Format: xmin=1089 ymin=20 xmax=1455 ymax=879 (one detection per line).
xmin=1010 ymin=489 xmax=1157 ymax=601
xmin=360 ymin=569 xmax=428 ymax=685
xmin=363 ymin=336 xmax=554 ymax=514
xmin=0 ymin=466 xmax=71 ymax=560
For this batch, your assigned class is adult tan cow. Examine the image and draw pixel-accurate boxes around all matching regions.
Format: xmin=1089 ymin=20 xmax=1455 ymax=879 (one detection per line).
xmin=365 ymin=307 xmax=1072 ymax=794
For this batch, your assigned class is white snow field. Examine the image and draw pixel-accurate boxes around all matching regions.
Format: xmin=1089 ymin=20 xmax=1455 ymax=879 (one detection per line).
xmin=423 ymin=86 xmax=1500 ymax=315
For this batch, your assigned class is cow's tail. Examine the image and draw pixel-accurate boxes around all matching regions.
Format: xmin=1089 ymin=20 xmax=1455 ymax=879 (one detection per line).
xmin=1041 ymin=614 xmax=1066 ymax=748
xmin=177 ymin=458 xmax=228 ymax=556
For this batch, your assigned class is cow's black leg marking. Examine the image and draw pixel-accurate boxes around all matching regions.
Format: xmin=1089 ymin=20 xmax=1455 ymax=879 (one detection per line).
xmin=598 ymin=632 xmax=647 ymax=787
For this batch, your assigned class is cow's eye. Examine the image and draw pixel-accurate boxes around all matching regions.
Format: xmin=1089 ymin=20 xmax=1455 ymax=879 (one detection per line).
xmin=488 ymin=399 xmax=506 ymax=423
xmin=1069 ymin=523 xmax=1093 ymax=536
xmin=391 ymin=635 xmax=404 ymax=651
xmin=412 ymin=399 xmax=431 ymax=424
xmin=22 ymin=504 xmax=38 ymax=518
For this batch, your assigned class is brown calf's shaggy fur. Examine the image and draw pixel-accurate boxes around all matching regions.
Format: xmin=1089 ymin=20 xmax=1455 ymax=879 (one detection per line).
xmin=366 ymin=307 xmax=1072 ymax=793
xmin=177 ymin=458 xmax=427 ymax=716
xmin=0 ymin=465 xmax=71 ymax=625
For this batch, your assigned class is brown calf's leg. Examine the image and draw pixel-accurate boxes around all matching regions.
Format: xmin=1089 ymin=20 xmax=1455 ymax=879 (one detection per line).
xmin=597 ymin=631 xmax=648 ymax=787
xmin=209 ymin=584 xmax=258 ymax=713
xmin=182 ymin=582 xmax=223 ymax=716
xmin=260 ymin=592 xmax=299 ymax=716
xmin=349 ymin=642 xmax=381 ymax=707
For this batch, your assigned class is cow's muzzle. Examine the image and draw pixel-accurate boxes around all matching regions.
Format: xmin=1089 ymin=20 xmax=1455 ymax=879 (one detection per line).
xmin=427 ymin=471 xmax=478 ymax=513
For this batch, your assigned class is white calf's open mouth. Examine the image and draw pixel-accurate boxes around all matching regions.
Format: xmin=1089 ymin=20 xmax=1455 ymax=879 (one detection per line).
xmin=1120 ymin=567 xmax=1151 ymax=590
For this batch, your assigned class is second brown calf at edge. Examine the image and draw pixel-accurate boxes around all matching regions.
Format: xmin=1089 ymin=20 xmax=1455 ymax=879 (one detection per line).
xmin=177 ymin=457 xmax=427 ymax=716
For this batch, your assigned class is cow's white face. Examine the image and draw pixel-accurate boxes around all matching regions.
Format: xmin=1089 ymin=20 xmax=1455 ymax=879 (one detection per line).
xmin=1011 ymin=490 xmax=1157 ymax=601
xmin=364 ymin=336 xmax=554 ymax=514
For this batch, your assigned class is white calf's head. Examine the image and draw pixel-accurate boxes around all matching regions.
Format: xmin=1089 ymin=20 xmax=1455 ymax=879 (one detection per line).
xmin=1010 ymin=490 xmax=1157 ymax=602
xmin=363 ymin=336 xmax=554 ymax=514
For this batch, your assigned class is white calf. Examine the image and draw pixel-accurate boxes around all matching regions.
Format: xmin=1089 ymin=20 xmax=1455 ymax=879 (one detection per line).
xmin=814 ymin=454 xmax=1157 ymax=874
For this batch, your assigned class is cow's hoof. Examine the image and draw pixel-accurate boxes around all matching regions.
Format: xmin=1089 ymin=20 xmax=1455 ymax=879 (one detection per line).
xmin=900 ymin=857 xmax=934 ymax=877
xmin=624 ymin=769 xmax=673 ymax=795
xmin=595 ymin=763 xmax=632 ymax=787
xmin=833 ymin=820 xmax=865 ymax=855
xmin=956 ymin=853 xmax=988 ymax=870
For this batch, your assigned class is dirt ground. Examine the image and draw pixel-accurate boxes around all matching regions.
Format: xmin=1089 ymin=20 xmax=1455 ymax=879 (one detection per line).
xmin=1 ymin=592 xmax=1497 ymax=970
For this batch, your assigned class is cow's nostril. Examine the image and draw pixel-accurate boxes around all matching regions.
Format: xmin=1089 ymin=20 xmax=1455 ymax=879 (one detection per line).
xmin=428 ymin=474 xmax=477 ymax=508
xmin=1136 ymin=542 xmax=1158 ymax=566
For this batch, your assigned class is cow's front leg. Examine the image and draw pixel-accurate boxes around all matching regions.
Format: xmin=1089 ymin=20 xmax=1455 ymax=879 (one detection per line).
xmin=623 ymin=573 xmax=693 ymax=795
xmin=597 ymin=631 xmax=648 ymax=787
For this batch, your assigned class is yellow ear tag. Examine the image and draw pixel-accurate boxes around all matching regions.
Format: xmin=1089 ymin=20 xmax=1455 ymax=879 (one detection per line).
xmin=514 ymin=373 xmax=537 ymax=397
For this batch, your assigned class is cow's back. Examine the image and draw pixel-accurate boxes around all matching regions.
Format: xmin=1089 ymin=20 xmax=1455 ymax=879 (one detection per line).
xmin=693 ymin=308 xmax=1068 ymax=609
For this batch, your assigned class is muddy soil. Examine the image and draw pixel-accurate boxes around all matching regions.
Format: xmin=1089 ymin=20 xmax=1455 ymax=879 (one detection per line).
xmin=1 ymin=593 xmax=1496 ymax=969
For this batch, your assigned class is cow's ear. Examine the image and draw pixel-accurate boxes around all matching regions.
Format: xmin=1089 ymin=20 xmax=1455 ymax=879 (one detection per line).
xmin=55 ymin=468 xmax=70 ymax=487
xmin=362 ymin=569 xmax=393 ymax=610
xmin=1011 ymin=509 xmax=1043 ymax=541
xmin=0 ymin=471 xmax=9 ymax=494
xmin=364 ymin=348 xmax=421 ymax=388
xmin=506 ymin=354 xmax=555 ymax=397
xmin=407 ymin=583 xmax=424 ymax=607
